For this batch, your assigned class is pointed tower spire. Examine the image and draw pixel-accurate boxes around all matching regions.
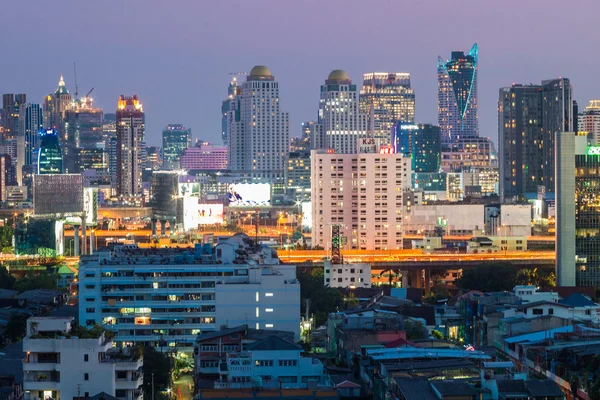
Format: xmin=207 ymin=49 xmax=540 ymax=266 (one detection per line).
xmin=55 ymin=74 xmax=69 ymax=95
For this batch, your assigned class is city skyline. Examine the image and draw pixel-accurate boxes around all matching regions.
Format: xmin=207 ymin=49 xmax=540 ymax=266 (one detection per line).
xmin=2 ymin=0 xmax=599 ymax=147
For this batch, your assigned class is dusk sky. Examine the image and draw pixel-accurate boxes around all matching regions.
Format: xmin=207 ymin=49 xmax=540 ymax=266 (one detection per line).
xmin=3 ymin=0 xmax=599 ymax=147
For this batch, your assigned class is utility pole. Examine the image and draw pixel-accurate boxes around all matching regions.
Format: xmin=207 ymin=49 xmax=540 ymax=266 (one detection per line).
xmin=152 ymin=373 xmax=155 ymax=400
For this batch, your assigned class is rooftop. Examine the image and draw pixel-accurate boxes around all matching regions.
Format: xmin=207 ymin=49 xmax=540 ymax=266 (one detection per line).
xmin=245 ymin=335 xmax=303 ymax=351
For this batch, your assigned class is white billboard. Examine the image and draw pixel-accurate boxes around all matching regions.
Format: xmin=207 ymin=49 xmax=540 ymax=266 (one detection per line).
xmin=301 ymin=202 xmax=312 ymax=229
xmin=198 ymin=204 xmax=224 ymax=225
xmin=178 ymin=182 xmax=200 ymax=197
xmin=182 ymin=197 xmax=201 ymax=231
xmin=228 ymin=183 xmax=271 ymax=207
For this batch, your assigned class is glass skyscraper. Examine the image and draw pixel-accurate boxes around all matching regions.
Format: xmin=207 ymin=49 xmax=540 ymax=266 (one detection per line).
xmin=391 ymin=122 xmax=441 ymax=173
xmin=162 ymin=124 xmax=191 ymax=170
xmin=437 ymin=44 xmax=479 ymax=146
xmin=37 ymin=129 xmax=63 ymax=174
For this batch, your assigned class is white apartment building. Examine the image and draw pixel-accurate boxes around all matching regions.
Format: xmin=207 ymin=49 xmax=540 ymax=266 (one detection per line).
xmin=311 ymin=141 xmax=411 ymax=250
xmin=78 ymin=234 xmax=300 ymax=352
xmin=403 ymin=204 xmax=485 ymax=235
xmin=218 ymin=335 xmax=324 ymax=389
xmin=22 ymin=317 xmax=143 ymax=400
xmin=316 ymin=70 xmax=368 ymax=154
xmin=579 ymin=100 xmax=600 ymax=145
xmin=227 ymin=66 xmax=290 ymax=179
xmin=324 ymin=261 xmax=371 ymax=288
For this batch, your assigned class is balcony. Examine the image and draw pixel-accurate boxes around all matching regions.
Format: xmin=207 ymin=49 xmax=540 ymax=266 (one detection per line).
xmin=102 ymin=357 xmax=144 ymax=371
xmin=116 ymin=374 xmax=144 ymax=390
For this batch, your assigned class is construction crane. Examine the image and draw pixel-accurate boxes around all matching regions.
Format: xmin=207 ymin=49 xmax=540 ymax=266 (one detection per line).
xmin=85 ymin=88 xmax=94 ymax=98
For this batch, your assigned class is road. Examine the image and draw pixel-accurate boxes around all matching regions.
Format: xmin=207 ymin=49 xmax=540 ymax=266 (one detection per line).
xmin=173 ymin=374 xmax=193 ymax=400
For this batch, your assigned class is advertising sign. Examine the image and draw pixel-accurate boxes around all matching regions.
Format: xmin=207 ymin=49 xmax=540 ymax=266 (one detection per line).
xmin=198 ymin=204 xmax=224 ymax=225
xmin=228 ymin=183 xmax=271 ymax=207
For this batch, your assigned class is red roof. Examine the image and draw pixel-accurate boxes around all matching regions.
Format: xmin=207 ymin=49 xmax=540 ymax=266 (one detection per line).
xmin=336 ymin=380 xmax=361 ymax=389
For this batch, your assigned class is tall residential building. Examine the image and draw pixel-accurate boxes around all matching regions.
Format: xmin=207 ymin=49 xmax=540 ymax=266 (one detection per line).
xmin=162 ymin=124 xmax=191 ymax=169
xmin=578 ymin=100 xmax=600 ymax=144
xmin=42 ymin=75 xmax=72 ymax=133
xmin=116 ymin=95 xmax=145 ymax=197
xmin=437 ymin=44 xmax=479 ymax=146
xmin=0 ymin=154 xmax=13 ymax=202
xmin=317 ymin=70 xmax=367 ymax=153
xmin=79 ymin=235 xmax=301 ymax=350
xmin=360 ymin=72 xmax=415 ymax=143
xmin=221 ymin=76 xmax=239 ymax=146
xmin=287 ymin=151 xmax=311 ymax=202
xmin=63 ymin=97 xmax=104 ymax=173
xmin=37 ymin=129 xmax=63 ymax=174
xmin=180 ymin=143 xmax=228 ymax=170
xmin=1 ymin=93 xmax=26 ymax=141
xmin=227 ymin=66 xmax=289 ymax=179
xmin=499 ymin=79 xmax=574 ymax=200
xmin=17 ymin=103 xmax=43 ymax=186
xmin=391 ymin=122 xmax=441 ymax=173
xmin=442 ymin=137 xmax=495 ymax=172
xmin=311 ymin=141 xmax=411 ymax=250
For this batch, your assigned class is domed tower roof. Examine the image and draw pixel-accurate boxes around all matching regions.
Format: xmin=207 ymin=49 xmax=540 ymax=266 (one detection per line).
xmin=248 ymin=65 xmax=275 ymax=81
xmin=328 ymin=69 xmax=350 ymax=81
xmin=55 ymin=75 xmax=69 ymax=95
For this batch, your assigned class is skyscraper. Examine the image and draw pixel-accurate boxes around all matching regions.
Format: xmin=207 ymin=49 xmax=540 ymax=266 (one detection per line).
xmin=116 ymin=95 xmax=145 ymax=197
xmin=42 ymin=75 xmax=72 ymax=133
xmin=317 ymin=70 xmax=367 ymax=154
xmin=437 ymin=44 xmax=479 ymax=146
xmin=2 ymin=93 xmax=26 ymax=141
xmin=162 ymin=124 xmax=191 ymax=169
xmin=227 ymin=66 xmax=289 ymax=178
xmin=37 ymin=129 xmax=63 ymax=174
xmin=360 ymin=72 xmax=415 ymax=143
xmin=221 ymin=76 xmax=239 ymax=146
xmin=499 ymin=79 xmax=573 ymax=201
xmin=17 ymin=103 xmax=43 ymax=185
xmin=578 ymin=100 xmax=600 ymax=144
xmin=391 ymin=123 xmax=441 ymax=173
xmin=63 ymin=96 xmax=104 ymax=173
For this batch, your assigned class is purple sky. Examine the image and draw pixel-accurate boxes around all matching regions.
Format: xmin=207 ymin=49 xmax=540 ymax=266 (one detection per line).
xmin=3 ymin=0 xmax=599 ymax=147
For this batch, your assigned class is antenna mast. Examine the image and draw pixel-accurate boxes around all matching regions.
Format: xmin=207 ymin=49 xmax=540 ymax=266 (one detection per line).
xmin=73 ymin=62 xmax=79 ymax=100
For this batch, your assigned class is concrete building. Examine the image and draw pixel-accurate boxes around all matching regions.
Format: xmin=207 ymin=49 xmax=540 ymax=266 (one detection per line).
xmin=286 ymin=151 xmax=311 ymax=202
xmin=441 ymin=137 xmax=495 ymax=172
xmin=437 ymin=44 xmax=479 ymax=146
xmin=180 ymin=143 xmax=228 ymax=170
xmin=579 ymin=100 xmax=600 ymax=145
xmin=360 ymin=72 xmax=415 ymax=144
xmin=162 ymin=124 xmax=191 ymax=170
xmin=17 ymin=103 xmax=43 ymax=185
xmin=311 ymin=141 xmax=411 ymax=250
xmin=22 ymin=317 xmax=143 ymax=400
xmin=226 ymin=66 xmax=289 ymax=180
xmin=316 ymin=70 xmax=368 ymax=153
xmin=403 ymin=204 xmax=485 ymax=236
xmin=324 ymin=261 xmax=371 ymax=288
xmin=2 ymin=94 xmax=26 ymax=141
xmin=78 ymin=234 xmax=300 ymax=351
xmin=116 ymin=95 xmax=145 ymax=198
xmin=63 ymin=97 xmax=104 ymax=173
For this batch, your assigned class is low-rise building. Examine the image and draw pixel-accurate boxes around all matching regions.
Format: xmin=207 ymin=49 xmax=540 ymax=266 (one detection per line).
xmin=22 ymin=317 xmax=143 ymax=400
xmin=324 ymin=262 xmax=371 ymax=288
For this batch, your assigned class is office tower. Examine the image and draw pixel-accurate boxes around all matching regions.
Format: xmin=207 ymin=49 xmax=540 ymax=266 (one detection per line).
xmin=299 ymin=121 xmax=319 ymax=150
xmin=162 ymin=124 xmax=191 ymax=169
xmin=226 ymin=66 xmax=289 ymax=179
xmin=287 ymin=151 xmax=311 ymax=202
xmin=107 ymin=136 xmax=118 ymax=192
xmin=37 ymin=129 xmax=63 ymax=174
xmin=180 ymin=143 xmax=228 ymax=170
xmin=2 ymin=94 xmax=26 ymax=141
xmin=360 ymin=72 xmax=415 ymax=143
xmin=391 ymin=122 xmax=441 ymax=173
xmin=442 ymin=137 xmax=495 ymax=172
xmin=221 ymin=76 xmax=239 ymax=146
xmin=17 ymin=103 xmax=43 ymax=186
xmin=437 ymin=44 xmax=479 ymax=146
xmin=499 ymin=79 xmax=573 ymax=201
xmin=311 ymin=141 xmax=411 ymax=250
xmin=63 ymin=97 xmax=104 ymax=173
xmin=42 ymin=75 xmax=72 ymax=133
xmin=0 ymin=154 xmax=13 ymax=202
xmin=116 ymin=95 xmax=145 ymax=197
xmin=317 ymin=70 xmax=367 ymax=154
xmin=579 ymin=100 xmax=600 ymax=144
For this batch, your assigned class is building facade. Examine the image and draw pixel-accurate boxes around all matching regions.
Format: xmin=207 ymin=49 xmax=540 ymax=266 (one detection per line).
xmin=317 ymin=70 xmax=367 ymax=154
xmin=42 ymin=75 xmax=72 ymax=134
xmin=221 ymin=76 xmax=239 ymax=146
xmin=162 ymin=124 xmax=191 ymax=169
xmin=2 ymin=93 xmax=26 ymax=140
xmin=578 ymin=100 xmax=600 ymax=145
xmin=391 ymin=123 xmax=441 ymax=173
xmin=37 ymin=129 xmax=63 ymax=174
xmin=437 ymin=44 xmax=479 ymax=146
xmin=180 ymin=144 xmax=228 ymax=170
xmin=286 ymin=151 xmax=311 ymax=202
xmin=227 ymin=66 xmax=289 ymax=179
xmin=63 ymin=98 xmax=104 ymax=173
xmin=311 ymin=142 xmax=411 ymax=250
xmin=360 ymin=72 xmax=415 ymax=144
xmin=116 ymin=95 xmax=145 ymax=198
xmin=17 ymin=103 xmax=43 ymax=186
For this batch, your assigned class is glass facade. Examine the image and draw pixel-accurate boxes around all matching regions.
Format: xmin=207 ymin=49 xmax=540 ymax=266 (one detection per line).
xmin=32 ymin=174 xmax=84 ymax=215
xmin=37 ymin=129 xmax=63 ymax=174
xmin=162 ymin=124 xmax=191 ymax=169
xmin=575 ymin=150 xmax=600 ymax=286
xmin=391 ymin=123 xmax=441 ymax=173
xmin=412 ymin=172 xmax=447 ymax=191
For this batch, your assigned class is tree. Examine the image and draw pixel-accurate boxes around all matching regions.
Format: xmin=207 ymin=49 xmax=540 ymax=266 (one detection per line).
xmin=13 ymin=271 xmax=58 ymax=293
xmin=0 ymin=267 xmax=15 ymax=290
xmin=297 ymin=268 xmax=344 ymax=326
xmin=433 ymin=225 xmax=445 ymax=238
xmin=423 ymin=282 xmax=450 ymax=305
xmin=456 ymin=263 xmax=518 ymax=292
xmin=142 ymin=346 xmax=172 ymax=399
xmin=0 ymin=226 xmax=13 ymax=249
xmin=4 ymin=313 xmax=29 ymax=343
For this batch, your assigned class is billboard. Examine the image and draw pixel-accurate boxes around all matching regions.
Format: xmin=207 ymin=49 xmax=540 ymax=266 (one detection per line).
xmin=178 ymin=182 xmax=200 ymax=197
xmin=84 ymin=188 xmax=98 ymax=225
xmin=182 ymin=196 xmax=201 ymax=231
xmin=33 ymin=174 xmax=84 ymax=216
xmin=198 ymin=204 xmax=224 ymax=225
xmin=301 ymin=202 xmax=312 ymax=229
xmin=227 ymin=183 xmax=271 ymax=207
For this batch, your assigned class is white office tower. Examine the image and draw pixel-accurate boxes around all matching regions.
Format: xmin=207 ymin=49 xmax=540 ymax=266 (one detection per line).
xmin=78 ymin=234 xmax=300 ymax=350
xmin=579 ymin=100 xmax=600 ymax=144
xmin=311 ymin=139 xmax=411 ymax=250
xmin=23 ymin=317 xmax=143 ymax=400
xmin=227 ymin=66 xmax=290 ymax=179
xmin=317 ymin=70 xmax=368 ymax=153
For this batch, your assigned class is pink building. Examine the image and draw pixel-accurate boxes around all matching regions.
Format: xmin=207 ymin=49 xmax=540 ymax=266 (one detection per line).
xmin=180 ymin=144 xmax=228 ymax=170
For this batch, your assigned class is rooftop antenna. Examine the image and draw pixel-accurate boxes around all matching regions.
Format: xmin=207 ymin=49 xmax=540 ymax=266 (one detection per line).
xmin=73 ymin=62 xmax=79 ymax=100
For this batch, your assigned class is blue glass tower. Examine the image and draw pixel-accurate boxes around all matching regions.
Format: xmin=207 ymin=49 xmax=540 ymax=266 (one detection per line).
xmin=391 ymin=122 xmax=441 ymax=173
xmin=37 ymin=129 xmax=63 ymax=174
xmin=437 ymin=43 xmax=479 ymax=147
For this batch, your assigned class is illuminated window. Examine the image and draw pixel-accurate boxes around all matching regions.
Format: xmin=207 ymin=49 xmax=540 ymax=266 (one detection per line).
xmin=265 ymin=293 xmax=274 ymax=297
xmin=265 ymin=324 xmax=274 ymax=328
xmin=265 ymin=308 xmax=273 ymax=312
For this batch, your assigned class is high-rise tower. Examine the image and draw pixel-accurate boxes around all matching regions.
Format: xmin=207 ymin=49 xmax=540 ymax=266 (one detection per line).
xmin=162 ymin=124 xmax=191 ymax=170
xmin=437 ymin=44 xmax=479 ymax=146
xmin=318 ymin=70 xmax=367 ymax=154
xmin=226 ymin=66 xmax=289 ymax=179
xmin=37 ymin=129 xmax=63 ymax=174
xmin=578 ymin=100 xmax=600 ymax=145
xmin=42 ymin=75 xmax=72 ymax=134
xmin=360 ymin=72 xmax=415 ymax=144
xmin=63 ymin=96 xmax=104 ymax=173
xmin=116 ymin=95 xmax=145 ymax=197
xmin=221 ymin=76 xmax=239 ymax=146
xmin=2 ymin=94 xmax=26 ymax=141
xmin=17 ymin=103 xmax=43 ymax=185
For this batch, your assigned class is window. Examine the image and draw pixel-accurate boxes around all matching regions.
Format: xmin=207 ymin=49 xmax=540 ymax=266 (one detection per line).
xmin=86 ymin=308 xmax=95 ymax=313
xmin=265 ymin=308 xmax=273 ymax=312
xmin=279 ymin=360 xmax=297 ymax=367
xmin=265 ymin=324 xmax=274 ymax=328
xmin=548 ymin=308 xmax=554 ymax=315
xmin=256 ymin=360 xmax=273 ymax=367
xmin=85 ymin=393 xmax=89 ymax=398
xmin=532 ymin=309 xmax=543 ymax=315
xmin=84 ymin=373 xmax=89 ymax=381
xmin=84 ymin=354 xmax=89 ymax=362
xmin=265 ymin=293 xmax=274 ymax=297
xmin=85 ymin=298 xmax=95 ymax=302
